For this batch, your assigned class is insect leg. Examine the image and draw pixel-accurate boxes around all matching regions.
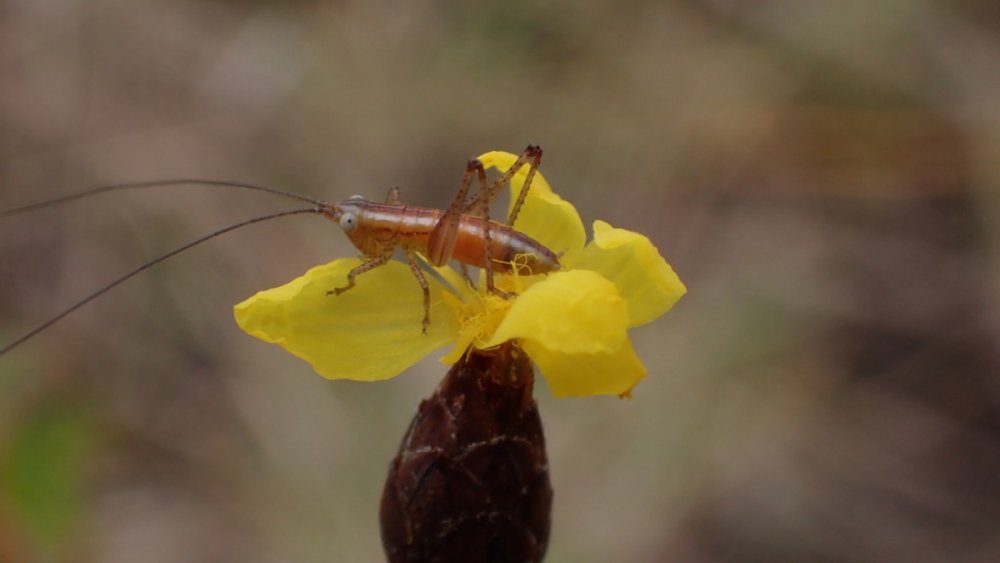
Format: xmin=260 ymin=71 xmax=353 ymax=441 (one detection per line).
xmin=405 ymin=250 xmax=432 ymax=334
xmin=506 ymin=145 xmax=542 ymax=227
xmin=470 ymin=162 xmax=509 ymax=296
xmin=458 ymin=263 xmax=475 ymax=289
xmin=385 ymin=186 xmax=402 ymax=205
xmin=426 ymin=158 xmax=481 ymax=266
xmin=326 ymin=253 xmax=392 ymax=296
xmin=464 ymin=144 xmax=542 ymax=225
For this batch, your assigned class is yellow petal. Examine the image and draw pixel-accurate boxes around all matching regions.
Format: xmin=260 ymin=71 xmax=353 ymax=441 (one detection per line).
xmin=234 ymin=259 xmax=460 ymax=381
xmin=478 ymin=150 xmax=586 ymax=260
xmin=482 ymin=270 xmax=628 ymax=354
xmin=575 ymin=220 xmax=687 ymax=327
xmin=522 ymin=338 xmax=647 ymax=398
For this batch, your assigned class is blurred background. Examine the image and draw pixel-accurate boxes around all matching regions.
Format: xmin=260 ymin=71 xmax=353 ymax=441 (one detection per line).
xmin=1 ymin=1 xmax=998 ymax=561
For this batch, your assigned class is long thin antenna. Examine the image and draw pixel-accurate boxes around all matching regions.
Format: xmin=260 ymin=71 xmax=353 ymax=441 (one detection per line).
xmin=0 ymin=179 xmax=323 ymax=218
xmin=0 ymin=206 xmax=320 ymax=357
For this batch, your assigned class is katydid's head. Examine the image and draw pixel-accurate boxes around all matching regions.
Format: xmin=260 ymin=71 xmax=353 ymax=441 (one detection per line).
xmin=321 ymin=195 xmax=370 ymax=234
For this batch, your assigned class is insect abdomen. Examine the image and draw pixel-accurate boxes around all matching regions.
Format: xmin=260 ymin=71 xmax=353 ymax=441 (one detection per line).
xmin=451 ymin=216 xmax=560 ymax=275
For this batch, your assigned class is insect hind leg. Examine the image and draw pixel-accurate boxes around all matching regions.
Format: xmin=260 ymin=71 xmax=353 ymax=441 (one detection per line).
xmin=506 ymin=144 xmax=542 ymax=226
xmin=464 ymin=144 xmax=543 ymax=228
xmin=469 ymin=160 xmax=512 ymax=298
xmin=426 ymin=158 xmax=482 ymax=267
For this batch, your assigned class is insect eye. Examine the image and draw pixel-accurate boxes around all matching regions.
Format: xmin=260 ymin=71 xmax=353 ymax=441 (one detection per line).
xmin=339 ymin=211 xmax=358 ymax=232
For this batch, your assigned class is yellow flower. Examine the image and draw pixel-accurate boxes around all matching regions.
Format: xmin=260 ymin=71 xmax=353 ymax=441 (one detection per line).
xmin=234 ymin=151 xmax=686 ymax=397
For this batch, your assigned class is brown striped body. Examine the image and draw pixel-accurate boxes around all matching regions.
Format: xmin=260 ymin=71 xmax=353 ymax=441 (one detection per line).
xmin=328 ymin=199 xmax=561 ymax=275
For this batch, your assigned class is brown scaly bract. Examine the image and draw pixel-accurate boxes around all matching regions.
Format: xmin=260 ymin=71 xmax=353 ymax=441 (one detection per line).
xmin=380 ymin=344 xmax=552 ymax=562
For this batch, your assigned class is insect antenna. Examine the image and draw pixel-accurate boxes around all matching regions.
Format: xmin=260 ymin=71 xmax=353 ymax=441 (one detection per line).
xmin=0 ymin=206 xmax=321 ymax=357
xmin=0 ymin=179 xmax=323 ymax=218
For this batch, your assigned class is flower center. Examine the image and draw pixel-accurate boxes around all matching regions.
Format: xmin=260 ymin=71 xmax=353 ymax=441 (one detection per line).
xmin=445 ymin=289 xmax=514 ymax=351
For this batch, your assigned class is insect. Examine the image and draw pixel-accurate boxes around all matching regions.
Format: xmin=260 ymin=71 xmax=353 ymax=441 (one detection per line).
xmin=0 ymin=145 xmax=559 ymax=355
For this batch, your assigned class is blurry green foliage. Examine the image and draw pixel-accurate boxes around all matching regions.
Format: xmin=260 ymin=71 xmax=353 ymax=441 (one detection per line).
xmin=2 ymin=404 xmax=95 ymax=556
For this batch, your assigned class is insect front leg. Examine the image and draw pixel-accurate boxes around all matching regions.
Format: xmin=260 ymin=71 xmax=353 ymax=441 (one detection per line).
xmin=326 ymin=253 xmax=392 ymax=296
xmin=405 ymin=250 xmax=431 ymax=334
